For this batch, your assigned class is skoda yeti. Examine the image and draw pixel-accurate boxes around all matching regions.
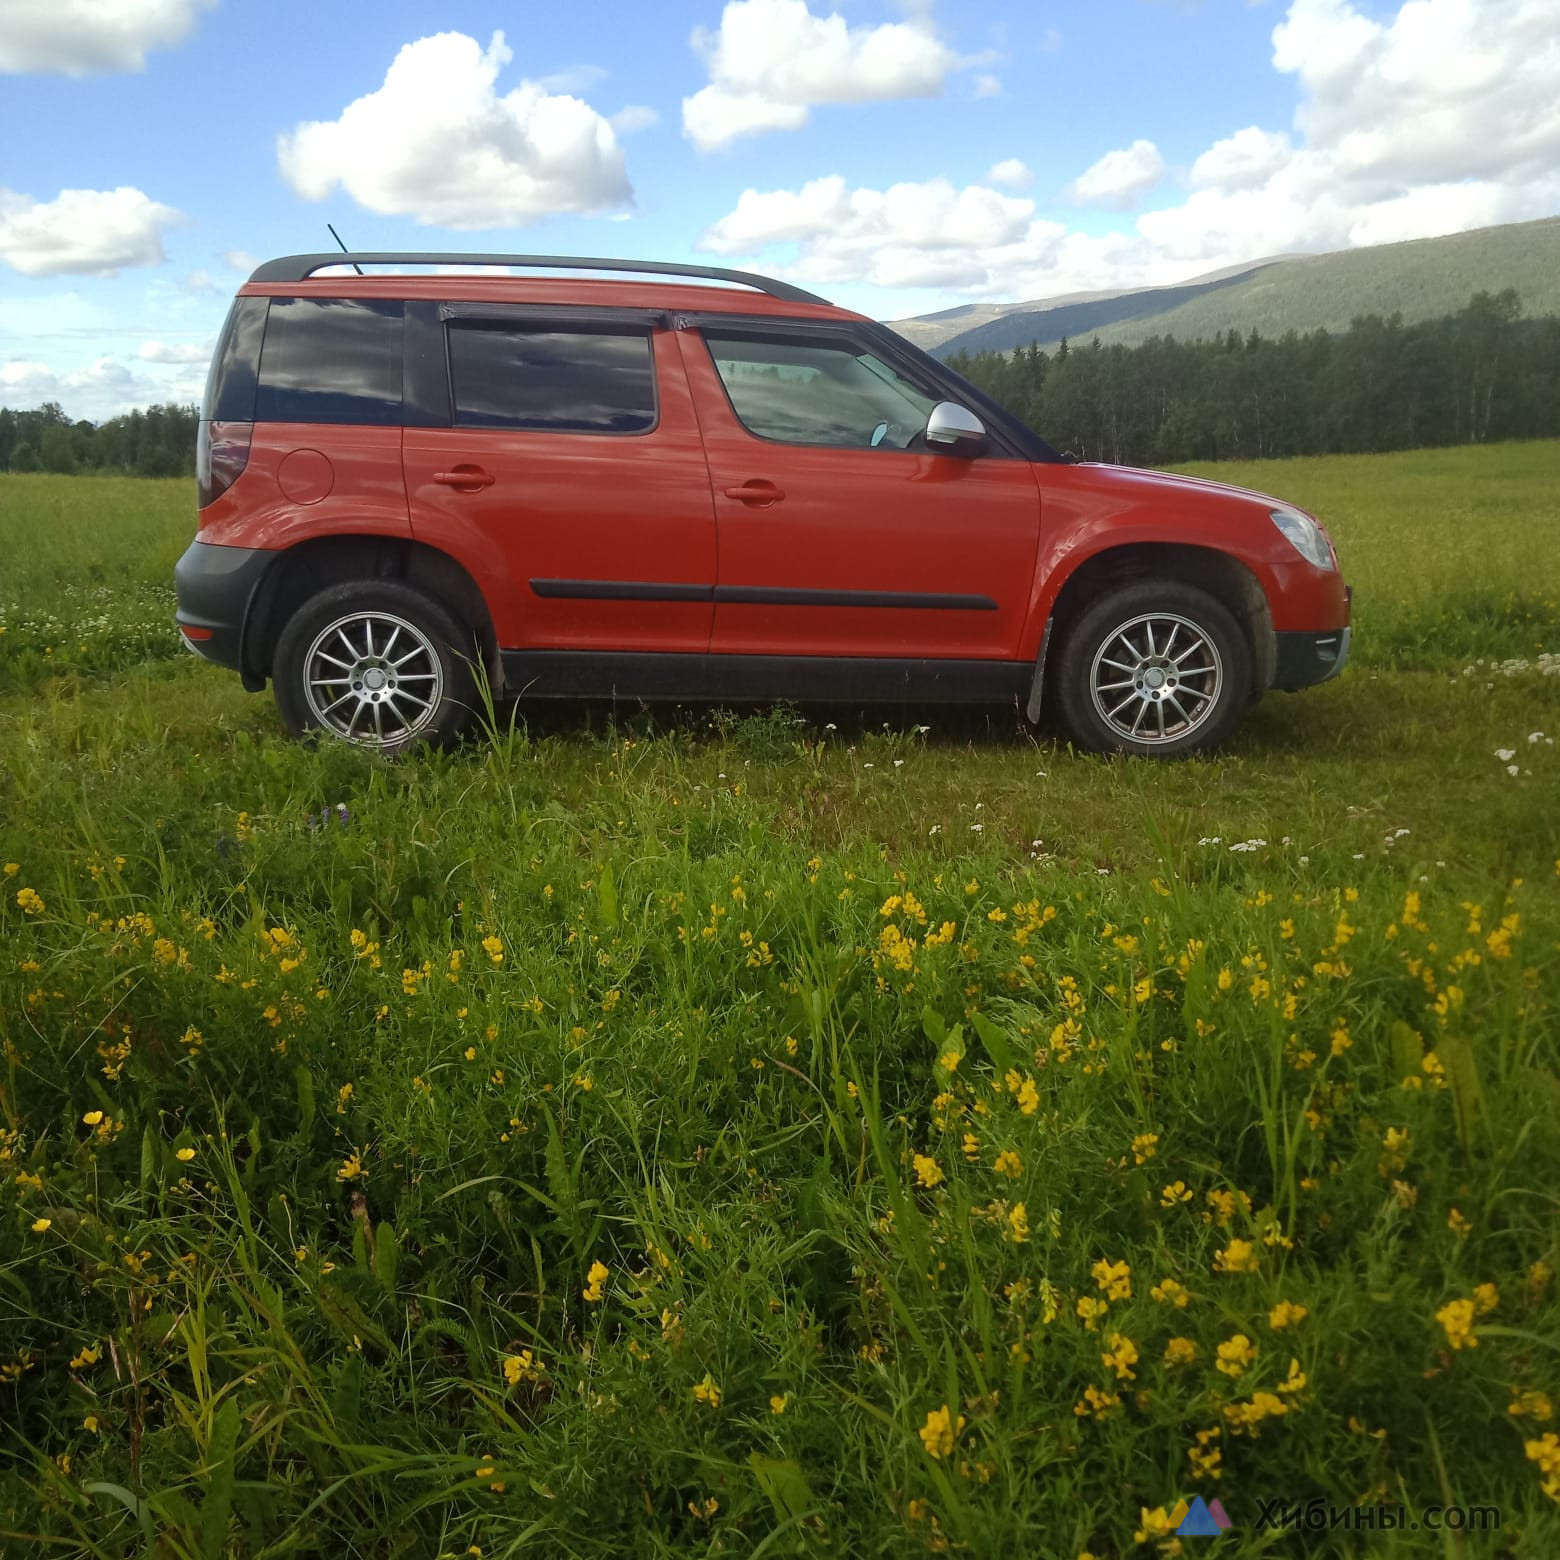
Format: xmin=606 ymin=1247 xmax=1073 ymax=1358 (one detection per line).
xmin=175 ymin=252 xmax=1351 ymax=756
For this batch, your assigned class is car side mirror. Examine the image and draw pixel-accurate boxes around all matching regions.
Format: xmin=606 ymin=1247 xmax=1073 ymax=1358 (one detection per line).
xmin=925 ymin=400 xmax=987 ymax=456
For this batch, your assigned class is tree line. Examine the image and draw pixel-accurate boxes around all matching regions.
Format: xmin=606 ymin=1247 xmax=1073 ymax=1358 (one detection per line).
xmin=1 ymin=289 xmax=1555 ymax=477
xmin=947 ymin=289 xmax=1559 ymax=465
xmin=0 ymin=402 xmax=199 ymax=478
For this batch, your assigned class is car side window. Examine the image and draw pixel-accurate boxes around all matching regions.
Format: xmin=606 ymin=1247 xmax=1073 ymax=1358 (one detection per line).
xmin=703 ymin=331 xmax=939 ymax=449
xmin=448 ymin=324 xmax=657 ymax=434
xmin=255 ymin=297 xmax=403 ymax=425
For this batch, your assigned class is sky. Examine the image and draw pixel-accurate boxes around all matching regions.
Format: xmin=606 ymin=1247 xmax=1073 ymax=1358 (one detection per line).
xmin=2 ymin=0 xmax=1557 ymax=421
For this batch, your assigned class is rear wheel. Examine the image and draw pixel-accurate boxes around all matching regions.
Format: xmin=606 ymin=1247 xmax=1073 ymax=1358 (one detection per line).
xmin=1053 ymin=581 xmax=1251 ymax=757
xmin=273 ymin=580 xmax=479 ymax=751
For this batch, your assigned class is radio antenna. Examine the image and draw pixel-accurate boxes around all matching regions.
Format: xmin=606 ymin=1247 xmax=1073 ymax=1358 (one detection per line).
xmin=326 ymin=224 xmax=364 ymax=275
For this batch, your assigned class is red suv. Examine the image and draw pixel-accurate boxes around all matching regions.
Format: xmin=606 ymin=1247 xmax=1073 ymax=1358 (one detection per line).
xmin=176 ymin=252 xmax=1350 ymax=756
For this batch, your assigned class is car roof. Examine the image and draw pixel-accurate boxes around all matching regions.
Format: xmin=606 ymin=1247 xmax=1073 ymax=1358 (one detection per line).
xmin=239 ymin=273 xmax=863 ymax=323
xmin=239 ymin=253 xmax=863 ymax=324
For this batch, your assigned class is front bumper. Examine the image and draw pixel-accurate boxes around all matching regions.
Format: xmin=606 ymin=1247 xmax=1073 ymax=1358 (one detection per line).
xmin=174 ymin=540 xmax=274 ymax=681
xmin=1273 ymin=586 xmax=1352 ymax=689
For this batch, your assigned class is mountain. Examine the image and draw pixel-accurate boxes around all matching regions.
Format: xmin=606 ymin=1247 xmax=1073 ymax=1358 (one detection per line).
xmin=889 ymin=217 xmax=1560 ymax=359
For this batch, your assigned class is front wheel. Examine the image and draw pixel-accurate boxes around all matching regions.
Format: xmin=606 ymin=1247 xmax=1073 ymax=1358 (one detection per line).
xmin=1052 ymin=581 xmax=1251 ymax=757
xmin=272 ymin=580 xmax=479 ymax=751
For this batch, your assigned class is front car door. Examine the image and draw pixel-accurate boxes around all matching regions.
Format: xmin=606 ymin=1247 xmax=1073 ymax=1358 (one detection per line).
xmin=678 ymin=322 xmax=1041 ymax=663
xmin=402 ymin=304 xmax=716 ymax=657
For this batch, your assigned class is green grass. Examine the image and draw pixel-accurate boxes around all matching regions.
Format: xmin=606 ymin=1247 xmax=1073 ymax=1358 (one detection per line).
xmin=2 ymin=449 xmax=1559 ymax=1557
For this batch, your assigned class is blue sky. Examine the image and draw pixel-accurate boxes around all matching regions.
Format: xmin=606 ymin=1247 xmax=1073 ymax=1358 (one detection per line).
xmin=2 ymin=0 xmax=1556 ymax=419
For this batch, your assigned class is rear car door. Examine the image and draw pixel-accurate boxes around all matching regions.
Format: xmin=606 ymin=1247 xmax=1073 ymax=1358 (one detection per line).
xmin=678 ymin=322 xmax=1041 ymax=661
xmin=402 ymin=305 xmax=716 ymax=655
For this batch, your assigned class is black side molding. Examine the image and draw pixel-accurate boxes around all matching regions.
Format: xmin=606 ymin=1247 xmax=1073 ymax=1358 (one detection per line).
xmin=529 ymin=580 xmax=998 ymax=611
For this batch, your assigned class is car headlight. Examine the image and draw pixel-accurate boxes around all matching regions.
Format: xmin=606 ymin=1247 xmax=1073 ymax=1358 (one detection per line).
xmin=1269 ymin=508 xmax=1336 ymax=570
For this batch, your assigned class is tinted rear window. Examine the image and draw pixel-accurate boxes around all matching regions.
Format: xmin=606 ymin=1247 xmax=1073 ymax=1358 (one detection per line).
xmin=255 ymin=297 xmax=403 ymax=425
xmin=202 ymin=296 xmax=267 ymax=421
xmin=448 ymin=325 xmax=656 ymax=433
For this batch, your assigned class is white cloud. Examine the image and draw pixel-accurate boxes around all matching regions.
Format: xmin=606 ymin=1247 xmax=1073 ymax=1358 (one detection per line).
xmin=1067 ymin=139 xmax=1166 ymax=209
xmin=682 ymin=0 xmax=959 ymax=151
xmin=1 ymin=355 xmax=204 ymax=419
xmin=138 ymin=339 xmax=208 ymax=363
xmin=278 ymin=31 xmax=632 ymax=229
xmin=700 ymin=0 xmax=1560 ymax=304
xmin=973 ymin=73 xmax=1002 ymax=98
xmin=0 ymin=0 xmax=212 ymax=75
xmin=984 ymin=158 xmax=1033 ymax=190
xmin=222 ymin=249 xmax=258 ymax=274
xmin=699 ymin=175 xmax=1040 ymax=289
xmin=0 ymin=186 xmax=182 ymax=277
xmin=610 ymin=104 xmax=660 ymax=135
xmin=1190 ymin=128 xmax=1293 ymax=191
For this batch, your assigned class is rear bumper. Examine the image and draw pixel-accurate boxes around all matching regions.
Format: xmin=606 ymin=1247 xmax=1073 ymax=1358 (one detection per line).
xmin=1273 ymin=586 xmax=1352 ymax=689
xmin=174 ymin=540 xmax=274 ymax=681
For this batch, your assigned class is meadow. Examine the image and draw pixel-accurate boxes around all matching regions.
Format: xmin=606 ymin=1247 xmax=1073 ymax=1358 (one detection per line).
xmin=2 ymin=443 xmax=1559 ymax=1557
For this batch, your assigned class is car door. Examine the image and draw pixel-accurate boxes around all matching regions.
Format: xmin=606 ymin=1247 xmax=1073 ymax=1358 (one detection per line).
xmin=678 ymin=322 xmax=1041 ymax=662
xmin=402 ymin=305 xmax=716 ymax=655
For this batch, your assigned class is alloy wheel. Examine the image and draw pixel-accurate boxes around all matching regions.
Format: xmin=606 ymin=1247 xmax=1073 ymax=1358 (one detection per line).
xmin=1088 ymin=612 xmax=1224 ymax=746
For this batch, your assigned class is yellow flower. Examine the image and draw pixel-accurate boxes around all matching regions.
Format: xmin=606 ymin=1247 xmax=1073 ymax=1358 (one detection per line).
xmin=1526 ymin=1433 xmax=1560 ymax=1501
xmin=582 ymin=1259 xmax=609 ymax=1302
xmin=1474 ymin=1282 xmax=1500 ymax=1315
xmin=82 ymin=1415 xmax=100 ymax=1434
xmin=1016 ymin=1077 xmax=1040 ymax=1115
xmin=1278 ymin=1357 xmax=1308 ymax=1395
xmin=175 ymin=1146 xmax=196 ymax=1162
xmin=1092 ymin=1258 xmax=1131 ymax=1301
xmin=1073 ymin=1384 xmax=1121 ymax=1419
xmin=2 ymin=862 xmax=18 ymax=875
xmin=913 ymin=1154 xmax=944 ymax=1189
xmin=1076 ymin=1296 xmax=1108 ymax=1330
xmin=1160 ymin=1180 xmax=1192 ymax=1207
xmin=15 ymin=886 xmax=44 ymax=914
xmin=1214 ymin=1239 xmax=1260 ymax=1274
xmin=574 ymin=1073 xmax=594 ymax=1091
xmin=1435 ymin=1298 xmax=1478 ymax=1350
xmin=31 ymin=1217 xmax=51 ymax=1233
xmin=82 ymin=1110 xmax=103 ymax=1126
xmin=1448 ymin=1207 xmax=1473 ymax=1237
xmin=481 ymin=935 xmax=504 ymax=965
xmin=1269 ymin=1300 xmax=1308 ymax=1330
xmin=336 ymin=1151 xmax=364 ymax=1182
xmin=502 ymin=1350 xmax=542 ymax=1385
xmin=1164 ymin=1336 xmax=1198 ymax=1366
xmin=1151 ymin=1277 xmax=1190 ymax=1308
xmin=1510 ymin=1390 xmax=1554 ymax=1422
xmin=1136 ymin=1506 xmax=1178 ymax=1543
xmin=692 ymin=1372 xmax=722 ymax=1408
xmin=1188 ymin=1427 xmax=1222 ymax=1481
xmin=1131 ymin=1132 xmax=1159 ymax=1164
xmin=1007 ymin=1201 xmax=1030 ymax=1243
xmin=1215 ymin=1334 xmax=1257 ymax=1377
xmin=69 ymin=1344 xmax=100 ymax=1370
xmin=919 ymin=1404 xmax=965 ymax=1458
xmin=770 ymin=1394 xmax=789 ymax=1415
xmin=1224 ymin=1391 xmax=1290 ymax=1437
xmin=992 ymin=1149 xmax=1023 ymax=1179
xmin=1101 ymin=1333 xmax=1138 ymax=1381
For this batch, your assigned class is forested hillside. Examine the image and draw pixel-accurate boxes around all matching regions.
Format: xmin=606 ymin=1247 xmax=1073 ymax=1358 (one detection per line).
xmin=948 ymin=289 xmax=1559 ymax=466
xmin=919 ymin=215 xmax=1560 ymax=357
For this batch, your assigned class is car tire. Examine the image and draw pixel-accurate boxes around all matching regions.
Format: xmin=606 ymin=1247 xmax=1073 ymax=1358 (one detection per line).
xmin=1052 ymin=581 xmax=1251 ymax=757
xmin=272 ymin=579 xmax=480 ymax=751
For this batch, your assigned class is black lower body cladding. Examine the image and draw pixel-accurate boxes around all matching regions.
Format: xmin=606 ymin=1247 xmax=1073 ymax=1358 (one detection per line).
xmin=174 ymin=540 xmax=273 ymax=681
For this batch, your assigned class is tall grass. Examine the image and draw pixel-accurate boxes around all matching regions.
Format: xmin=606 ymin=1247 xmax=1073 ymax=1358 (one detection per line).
xmin=2 ymin=450 xmax=1559 ymax=1555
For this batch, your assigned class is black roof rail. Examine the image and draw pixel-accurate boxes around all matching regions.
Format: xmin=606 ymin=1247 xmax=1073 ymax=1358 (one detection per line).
xmin=247 ymin=253 xmax=831 ymax=306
